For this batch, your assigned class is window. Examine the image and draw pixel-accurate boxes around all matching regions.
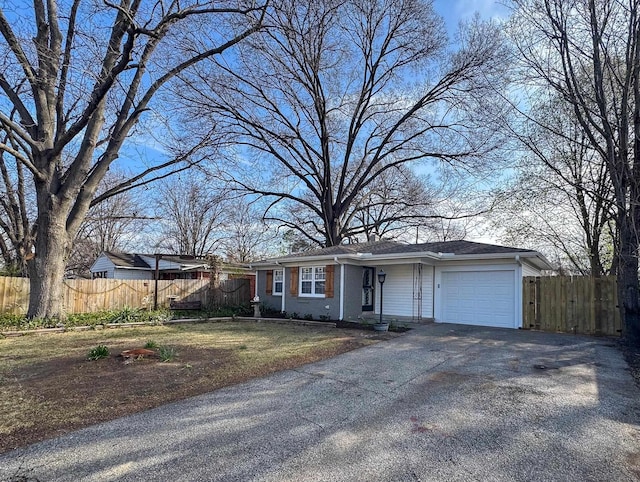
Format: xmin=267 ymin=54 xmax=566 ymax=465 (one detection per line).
xmin=300 ymin=266 xmax=325 ymax=296
xmin=273 ymin=269 xmax=283 ymax=295
xmin=93 ymin=271 xmax=108 ymax=279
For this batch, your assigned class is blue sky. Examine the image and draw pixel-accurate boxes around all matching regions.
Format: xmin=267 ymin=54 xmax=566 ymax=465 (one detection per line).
xmin=434 ymin=0 xmax=511 ymax=33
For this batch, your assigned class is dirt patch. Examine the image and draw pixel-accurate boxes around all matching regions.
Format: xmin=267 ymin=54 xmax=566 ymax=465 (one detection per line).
xmin=0 ymin=321 xmax=397 ymax=453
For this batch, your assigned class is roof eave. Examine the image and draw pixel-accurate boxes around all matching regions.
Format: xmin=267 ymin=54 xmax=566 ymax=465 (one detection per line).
xmin=250 ymin=249 xmax=552 ymax=269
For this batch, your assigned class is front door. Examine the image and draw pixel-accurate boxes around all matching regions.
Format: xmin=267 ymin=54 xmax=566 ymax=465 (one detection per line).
xmin=362 ymin=267 xmax=374 ymax=311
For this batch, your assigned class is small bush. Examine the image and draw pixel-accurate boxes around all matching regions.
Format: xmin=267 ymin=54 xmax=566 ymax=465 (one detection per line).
xmin=21 ymin=317 xmax=57 ymax=330
xmin=170 ymin=304 xmax=253 ymax=320
xmin=158 ymin=345 xmax=176 ymax=362
xmin=0 ymin=313 xmax=28 ymax=329
xmin=144 ymin=340 xmax=158 ymax=350
xmin=303 ymin=313 xmax=314 ymax=321
xmin=260 ymin=304 xmax=287 ymax=318
xmin=87 ymin=345 xmax=109 ymax=360
xmin=109 ymin=306 xmax=140 ymax=323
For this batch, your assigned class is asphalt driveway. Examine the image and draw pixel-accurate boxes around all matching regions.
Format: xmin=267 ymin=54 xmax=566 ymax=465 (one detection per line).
xmin=2 ymin=323 xmax=640 ymax=481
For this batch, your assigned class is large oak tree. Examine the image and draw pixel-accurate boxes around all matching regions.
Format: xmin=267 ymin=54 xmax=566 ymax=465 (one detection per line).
xmin=180 ymin=0 xmax=509 ymax=246
xmin=0 ymin=0 xmax=264 ymax=318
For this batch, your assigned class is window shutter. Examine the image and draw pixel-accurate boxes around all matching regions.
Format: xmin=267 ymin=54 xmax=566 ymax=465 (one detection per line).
xmin=266 ymin=270 xmax=273 ymax=295
xmin=290 ymin=266 xmax=299 ymax=296
xmin=325 ymin=265 xmax=334 ymax=298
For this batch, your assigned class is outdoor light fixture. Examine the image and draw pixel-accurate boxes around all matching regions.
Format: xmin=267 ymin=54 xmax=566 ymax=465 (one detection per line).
xmin=378 ymin=269 xmax=386 ymax=325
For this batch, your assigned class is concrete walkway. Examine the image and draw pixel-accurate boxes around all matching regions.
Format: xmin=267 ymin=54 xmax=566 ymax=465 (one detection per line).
xmin=2 ymin=323 xmax=640 ymax=481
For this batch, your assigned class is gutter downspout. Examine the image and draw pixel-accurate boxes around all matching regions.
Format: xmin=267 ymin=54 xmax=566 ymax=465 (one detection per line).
xmin=334 ymin=256 xmax=345 ymax=320
xmin=515 ymin=255 xmax=522 ymax=329
xmin=432 ymin=265 xmax=436 ymax=320
xmin=275 ymin=261 xmax=285 ymax=313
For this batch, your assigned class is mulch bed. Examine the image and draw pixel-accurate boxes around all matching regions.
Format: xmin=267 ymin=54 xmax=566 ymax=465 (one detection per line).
xmin=334 ymin=320 xmax=412 ymax=333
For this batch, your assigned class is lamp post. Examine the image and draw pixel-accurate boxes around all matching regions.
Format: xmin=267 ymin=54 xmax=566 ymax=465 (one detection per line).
xmin=378 ymin=269 xmax=386 ymax=325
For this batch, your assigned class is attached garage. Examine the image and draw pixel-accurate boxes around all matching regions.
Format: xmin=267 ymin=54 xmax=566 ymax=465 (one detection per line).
xmin=440 ymin=269 xmax=517 ymax=329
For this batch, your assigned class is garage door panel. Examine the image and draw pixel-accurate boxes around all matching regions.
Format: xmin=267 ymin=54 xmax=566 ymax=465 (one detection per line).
xmin=441 ymin=270 xmax=515 ymax=328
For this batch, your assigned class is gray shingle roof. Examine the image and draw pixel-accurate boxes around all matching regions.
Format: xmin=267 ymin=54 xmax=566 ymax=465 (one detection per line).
xmin=380 ymin=240 xmax=537 ymax=256
xmin=282 ymin=240 xmax=402 ymax=258
xmin=269 ymin=239 xmax=538 ymax=261
xmin=102 ymin=252 xmax=247 ymax=271
xmin=104 ymin=252 xmax=150 ymax=268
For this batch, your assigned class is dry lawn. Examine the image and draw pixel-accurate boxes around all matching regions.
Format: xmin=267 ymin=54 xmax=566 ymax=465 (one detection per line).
xmin=0 ymin=320 xmax=394 ymax=453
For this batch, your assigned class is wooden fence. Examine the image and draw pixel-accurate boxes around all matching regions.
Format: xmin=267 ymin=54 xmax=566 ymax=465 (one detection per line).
xmin=522 ymin=276 xmax=622 ymax=336
xmin=0 ymin=276 xmax=251 ymax=315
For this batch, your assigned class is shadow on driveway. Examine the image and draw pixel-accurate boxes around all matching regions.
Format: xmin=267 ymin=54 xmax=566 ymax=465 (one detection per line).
xmin=2 ymin=323 xmax=639 ymax=481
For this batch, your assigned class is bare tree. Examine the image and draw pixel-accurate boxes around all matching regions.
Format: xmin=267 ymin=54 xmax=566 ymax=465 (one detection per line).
xmin=494 ymin=97 xmax=616 ymax=276
xmin=180 ymin=0 xmax=509 ymax=247
xmin=346 ymin=165 xmax=489 ymax=243
xmin=509 ymin=0 xmax=640 ymax=339
xmin=153 ymin=173 xmax=229 ymax=257
xmin=221 ymin=199 xmax=277 ymax=262
xmin=0 ymin=1 xmax=265 ymax=318
xmin=68 ymin=178 xmax=150 ymax=277
xmin=421 ymin=197 xmax=487 ymax=243
xmin=0 ymin=126 xmax=33 ymax=275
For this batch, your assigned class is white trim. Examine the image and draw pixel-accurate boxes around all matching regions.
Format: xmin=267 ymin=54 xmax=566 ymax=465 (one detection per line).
xmin=515 ymin=262 xmax=523 ymax=329
xmin=298 ymin=266 xmax=326 ymax=298
xmin=254 ymin=270 xmax=259 ymax=298
xmin=339 ymin=263 xmax=345 ymax=320
xmin=272 ymin=268 xmax=284 ymax=296
xmin=281 ymin=269 xmax=286 ymax=312
xmin=333 ymin=256 xmax=346 ymax=320
xmin=250 ymin=249 xmax=552 ymax=271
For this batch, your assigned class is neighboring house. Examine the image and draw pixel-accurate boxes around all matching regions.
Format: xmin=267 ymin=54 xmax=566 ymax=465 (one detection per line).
xmin=250 ymin=240 xmax=551 ymax=329
xmin=90 ymin=252 xmax=254 ymax=284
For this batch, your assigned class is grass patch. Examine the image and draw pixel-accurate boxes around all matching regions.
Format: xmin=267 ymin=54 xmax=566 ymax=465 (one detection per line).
xmin=158 ymin=345 xmax=176 ymax=362
xmin=0 ymin=321 xmax=396 ymax=453
xmin=87 ymin=344 xmax=109 ymax=360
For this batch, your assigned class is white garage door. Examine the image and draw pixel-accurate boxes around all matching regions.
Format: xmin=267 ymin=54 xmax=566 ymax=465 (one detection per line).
xmin=441 ymin=270 xmax=516 ymax=328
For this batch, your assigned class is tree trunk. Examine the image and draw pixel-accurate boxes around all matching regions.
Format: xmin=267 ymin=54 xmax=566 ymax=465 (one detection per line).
xmin=26 ymin=201 xmax=74 ymax=320
xmin=324 ymin=216 xmax=342 ymax=247
xmin=616 ymin=215 xmax=640 ymax=342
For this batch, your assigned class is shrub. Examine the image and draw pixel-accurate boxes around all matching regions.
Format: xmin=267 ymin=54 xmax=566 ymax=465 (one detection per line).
xmin=0 ymin=313 xmax=28 ymax=329
xmin=144 ymin=340 xmax=158 ymax=350
xmin=303 ymin=313 xmax=314 ymax=321
xmin=260 ymin=304 xmax=287 ymax=318
xmin=109 ymin=306 xmax=140 ymax=323
xmin=169 ymin=304 xmax=252 ymax=320
xmin=87 ymin=345 xmax=109 ymax=360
